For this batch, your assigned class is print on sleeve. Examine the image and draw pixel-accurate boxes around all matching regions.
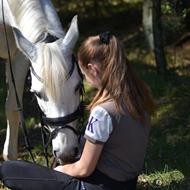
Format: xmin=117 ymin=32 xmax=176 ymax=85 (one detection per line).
xmin=87 ymin=116 xmax=98 ymax=133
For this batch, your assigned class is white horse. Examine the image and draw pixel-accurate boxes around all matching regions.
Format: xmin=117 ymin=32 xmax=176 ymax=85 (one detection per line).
xmin=0 ymin=0 xmax=82 ymax=163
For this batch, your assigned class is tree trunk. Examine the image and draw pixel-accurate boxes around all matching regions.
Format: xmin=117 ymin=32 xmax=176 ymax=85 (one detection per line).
xmin=152 ymin=0 xmax=167 ymax=74
xmin=143 ymin=0 xmax=154 ymax=50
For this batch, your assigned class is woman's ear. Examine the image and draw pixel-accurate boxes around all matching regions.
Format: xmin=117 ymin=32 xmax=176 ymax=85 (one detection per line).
xmin=87 ymin=63 xmax=100 ymax=77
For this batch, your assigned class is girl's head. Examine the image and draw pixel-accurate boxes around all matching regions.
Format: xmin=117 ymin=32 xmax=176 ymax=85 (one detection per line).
xmin=78 ymin=32 xmax=155 ymax=121
xmin=77 ymin=31 xmax=119 ymax=89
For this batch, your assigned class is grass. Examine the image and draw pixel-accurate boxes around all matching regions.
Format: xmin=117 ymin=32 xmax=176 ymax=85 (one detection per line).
xmin=127 ymin=47 xmax=190 ymax=189
xmin=138 ymin=168 xmax=185 ymax=189
xmin=0 ymin=1 xmax=190 ymax=189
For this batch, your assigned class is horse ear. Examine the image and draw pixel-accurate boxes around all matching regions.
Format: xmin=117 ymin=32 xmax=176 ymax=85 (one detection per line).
xmin=12 ymin=27 xmax=37 ymax=62
xmin=62 ymin=15 xmax=79 ymax=52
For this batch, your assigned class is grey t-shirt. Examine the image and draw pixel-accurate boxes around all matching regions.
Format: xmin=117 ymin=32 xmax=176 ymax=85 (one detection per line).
xmin=84 ymin=101 xmax=150 ymax=181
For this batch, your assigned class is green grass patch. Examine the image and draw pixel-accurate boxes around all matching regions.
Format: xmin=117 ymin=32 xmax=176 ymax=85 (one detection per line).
xmin=138 ymin=167 xmax=184 ymax=189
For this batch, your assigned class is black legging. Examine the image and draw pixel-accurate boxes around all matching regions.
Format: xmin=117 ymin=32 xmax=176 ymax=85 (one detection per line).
xmin=0 ymin=160 xmax=81 ymax=190
xmin=0 ymin=160 xmax=137 ymax=190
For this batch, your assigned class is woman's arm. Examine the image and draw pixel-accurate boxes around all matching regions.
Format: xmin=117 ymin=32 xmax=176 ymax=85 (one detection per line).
xmin=54 ymin=140 xmax=104 ymax=178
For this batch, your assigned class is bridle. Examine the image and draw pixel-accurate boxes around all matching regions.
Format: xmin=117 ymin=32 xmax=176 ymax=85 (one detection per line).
xmin=31 ymin=35 xmax=85 ymax=167
xmin=31 ymin=40 xmax=84 ymax=134
xmin=2 ymin=0 xmax=84 ymax=166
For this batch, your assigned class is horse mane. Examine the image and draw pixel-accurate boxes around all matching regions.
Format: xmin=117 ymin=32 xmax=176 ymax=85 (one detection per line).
xmin=7 ymin=0 xmax=46 ymax=42
xmin=42 ymin=42 xmax=68 ymax=104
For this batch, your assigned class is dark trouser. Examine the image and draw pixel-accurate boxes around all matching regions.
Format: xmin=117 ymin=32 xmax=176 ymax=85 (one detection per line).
xmin=0 ymin=161 xmax=137 ymax=190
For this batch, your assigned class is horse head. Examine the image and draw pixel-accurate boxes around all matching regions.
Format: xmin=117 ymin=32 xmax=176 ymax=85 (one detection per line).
xmin=13 ymin=16 xmax=83 ymax=163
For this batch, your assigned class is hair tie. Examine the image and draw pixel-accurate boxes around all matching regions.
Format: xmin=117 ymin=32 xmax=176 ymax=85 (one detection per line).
xmin=99 ymin=31 xmax=112 ymax=45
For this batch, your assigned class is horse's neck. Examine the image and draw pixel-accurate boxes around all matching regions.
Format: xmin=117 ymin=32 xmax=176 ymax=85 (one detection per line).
xmin=7 ymin=0 xmax=64 ymax=43
xmin=40 ymin=0 xmax=65 ymax=39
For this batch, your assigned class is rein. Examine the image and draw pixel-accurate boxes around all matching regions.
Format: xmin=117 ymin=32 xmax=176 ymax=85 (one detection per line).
xmin=1 ymin=0 xmax=35 ymax=162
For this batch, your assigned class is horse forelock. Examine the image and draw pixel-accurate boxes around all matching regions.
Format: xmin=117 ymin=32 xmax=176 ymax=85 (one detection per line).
xmin=42 ymin=43 xmax=69 ymax=104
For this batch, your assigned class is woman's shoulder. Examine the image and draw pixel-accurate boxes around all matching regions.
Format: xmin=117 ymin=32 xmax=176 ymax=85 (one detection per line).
xmin=90 ymin=101 xmax=116 ymax=122
xmin=98 ymin=100 xmax=116 ymax=112
xmin=97 ymin=100 xmax=120 ymax=125
xmin=91 ymin=103 xmax=112 ymax=117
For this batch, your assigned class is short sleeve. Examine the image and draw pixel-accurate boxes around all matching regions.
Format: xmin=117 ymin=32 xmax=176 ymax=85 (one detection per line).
xmin=84 ymin=106 xmax=113 ymax=144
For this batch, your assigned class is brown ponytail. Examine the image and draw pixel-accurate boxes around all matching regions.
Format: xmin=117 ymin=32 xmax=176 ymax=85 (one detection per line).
xmin=78 ymin=34 xmax=156 ymax=121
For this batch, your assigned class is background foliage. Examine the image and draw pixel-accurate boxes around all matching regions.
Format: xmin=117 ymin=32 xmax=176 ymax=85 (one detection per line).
xmin=0 ymin=0 xmax=190 ymax=189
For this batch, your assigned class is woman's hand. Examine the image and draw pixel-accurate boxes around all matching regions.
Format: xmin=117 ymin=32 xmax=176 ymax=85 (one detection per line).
xmin=53 ymin=140 xmax=104 ymax=178
xmin=54 ymin=165 xmax=65 ymax=173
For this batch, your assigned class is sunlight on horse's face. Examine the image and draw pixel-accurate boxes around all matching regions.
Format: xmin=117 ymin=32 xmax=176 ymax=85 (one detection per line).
xmin=30 ymin=44 xmax=81 ymax=163
xmin=13 ymin=16 xmax=81 ymax=163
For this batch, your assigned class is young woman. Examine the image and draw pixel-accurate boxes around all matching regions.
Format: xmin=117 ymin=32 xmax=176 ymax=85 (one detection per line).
xmin=0 ymin=32 xmax=155 ymax=190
